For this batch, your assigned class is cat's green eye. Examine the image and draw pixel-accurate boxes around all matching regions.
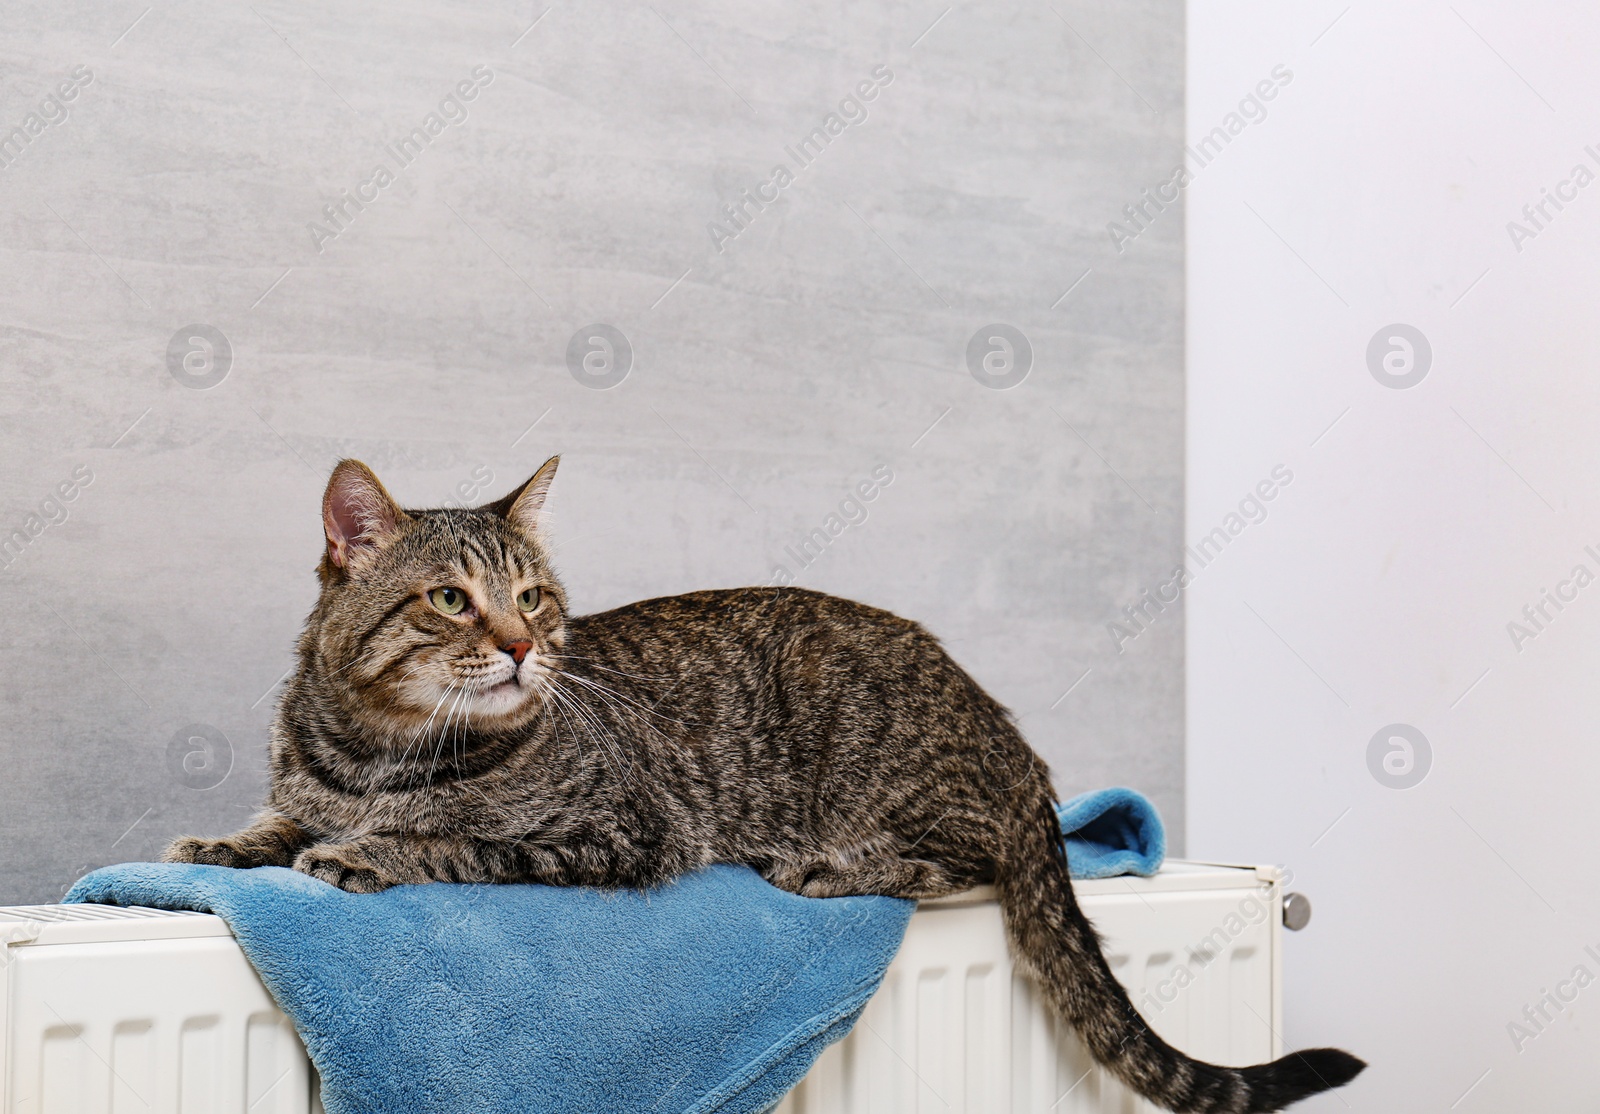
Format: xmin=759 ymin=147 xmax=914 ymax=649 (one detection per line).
xmin=517 ymin=586 xmax=541 ymax=613
xmin=428 ymin=586 xmax=468 ymax=616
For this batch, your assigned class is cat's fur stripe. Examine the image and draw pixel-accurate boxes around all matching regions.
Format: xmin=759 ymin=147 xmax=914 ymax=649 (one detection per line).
xmin=165 ymin=457 xmax=1363 ymax=1113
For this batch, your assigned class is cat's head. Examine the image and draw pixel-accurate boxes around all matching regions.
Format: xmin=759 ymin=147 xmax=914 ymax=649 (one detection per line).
xmin=306 ymin=456 xmax=567 ymax=743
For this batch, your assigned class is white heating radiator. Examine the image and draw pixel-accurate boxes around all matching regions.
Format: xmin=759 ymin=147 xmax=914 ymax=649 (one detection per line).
xmin=0 ymin=861 xmax=1285 ymax=1113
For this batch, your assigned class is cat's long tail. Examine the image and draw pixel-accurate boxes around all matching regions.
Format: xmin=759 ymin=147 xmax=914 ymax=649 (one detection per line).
xmin=995 ymin=793 xmax=1364 ymax=1113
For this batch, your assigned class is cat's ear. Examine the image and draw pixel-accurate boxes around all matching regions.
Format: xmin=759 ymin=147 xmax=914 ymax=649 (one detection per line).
xmin=322 ymin=460 xmax=406 ymax=570
xmin=489 ymin=455 xmax=559 ymax=535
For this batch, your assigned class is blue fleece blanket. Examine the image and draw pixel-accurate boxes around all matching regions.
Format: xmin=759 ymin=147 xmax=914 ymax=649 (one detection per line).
xmin=1058 ymin=785 xmax=1165 ymax=879
xmin=65 ymin=787 xmax=1162 ymax=1114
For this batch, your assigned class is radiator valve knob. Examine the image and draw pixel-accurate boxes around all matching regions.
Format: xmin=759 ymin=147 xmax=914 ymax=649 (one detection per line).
xmin=1282 ymin=891 xmax=1312 ymax=931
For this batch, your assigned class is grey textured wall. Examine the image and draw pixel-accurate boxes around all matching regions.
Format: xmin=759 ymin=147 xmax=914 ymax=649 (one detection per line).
xmin=0 ymin=2 xmax=1183 ymax=904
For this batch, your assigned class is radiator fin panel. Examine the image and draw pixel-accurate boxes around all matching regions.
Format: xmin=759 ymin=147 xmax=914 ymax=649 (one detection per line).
xmin=111 ymin=1020 xmax=155 ymax=1114
xmin=178 ymin=1015 xmax=221 ymax=1114
xmin=39 ymin=1024 xmax=86 ymax=1114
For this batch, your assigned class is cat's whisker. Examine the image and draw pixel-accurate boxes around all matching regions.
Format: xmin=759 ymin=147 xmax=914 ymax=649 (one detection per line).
xmin=427 ymin=686 xmax=470 ymax=783
xmin=544 ymin=675 xmax=631 ymax=783
xmin=548 ymin=694 xmax=583 ymax=762
xmin=550 ymin=681 xmax=662 ymax=761
xmin=452 ymin=684 xmax=475 ymax=778
xmin=549 ymin=666 xmax=687 ymax=735
xmin=543 ymin=679 xmax=615 ymax=769
xmin=385 ymin=663 xmax=434 ymax=705
xmin=556 ymin=669 xmax=668 ymax=723
xmin=545 ymin=671 xmax=685 ymax=775
xmin=540 ymin=682 xmax=604 ymax=773
xmin=405 ymin=683 xmax=455 ymax=752
xmin=543 ymin=654 xmax=670 ymax=685
xmin=557 ymin=676 xmax=668 ymax=769
xmin=398 ymin=682 xmax=458 ymax=781
xmin=543 ymin=658 xmax=642 ymax=680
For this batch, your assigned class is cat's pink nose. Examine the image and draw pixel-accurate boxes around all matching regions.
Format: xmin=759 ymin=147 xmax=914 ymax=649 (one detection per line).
xmin=502 ymin=641 xmax=533 ymax=664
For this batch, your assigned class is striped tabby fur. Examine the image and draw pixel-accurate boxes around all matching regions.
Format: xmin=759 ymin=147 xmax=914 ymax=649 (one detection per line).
xmin=164 ymin=456 xmax=1363 ymax=1112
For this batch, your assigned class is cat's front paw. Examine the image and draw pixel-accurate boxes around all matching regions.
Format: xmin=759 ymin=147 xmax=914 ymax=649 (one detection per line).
xmin=293 ymin=843 xmax=397 ymax=894
xmin=163 ymin=836 xmax=254 ymax=868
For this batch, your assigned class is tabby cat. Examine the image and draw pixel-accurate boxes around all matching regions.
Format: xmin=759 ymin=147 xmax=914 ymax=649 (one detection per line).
xmin=164 ymin=456 xmax=1363 ymax=1113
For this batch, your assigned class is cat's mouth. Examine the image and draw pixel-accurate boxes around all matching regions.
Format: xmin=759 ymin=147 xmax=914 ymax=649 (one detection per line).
xmin=461 ymin=671 xmax=534 ymax=717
